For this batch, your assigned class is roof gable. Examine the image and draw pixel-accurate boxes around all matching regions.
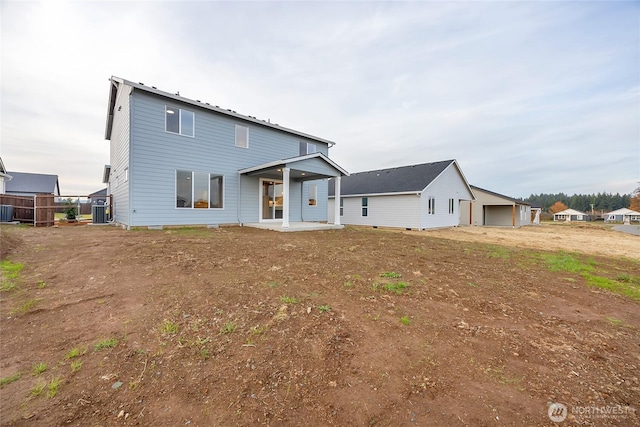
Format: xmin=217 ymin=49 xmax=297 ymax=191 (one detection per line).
xmin=329 ymin=160 xmax=459 ymax=196
xmin=607 ymin=208 xmax=640 ymax=216
xmin=5 ymin=171 xmax=60 ymax=195
xmin=105 ymin=76 xmax=336 ymax=147
xmin=555 ymin=208 xmax=587 ymax=216
xmin=471 ymin=185 xmax=530 ymax=205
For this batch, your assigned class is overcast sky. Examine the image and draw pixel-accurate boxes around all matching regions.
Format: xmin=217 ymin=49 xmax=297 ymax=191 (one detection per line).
xmin=1 ymin=1 xmax=638 ymax=198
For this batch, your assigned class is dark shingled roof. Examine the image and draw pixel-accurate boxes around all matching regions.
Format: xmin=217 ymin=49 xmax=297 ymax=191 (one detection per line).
xmin=5 ymin=171 xmax=60 ymax=195
xmin=329 ymin=160 xmax=455 ymax=196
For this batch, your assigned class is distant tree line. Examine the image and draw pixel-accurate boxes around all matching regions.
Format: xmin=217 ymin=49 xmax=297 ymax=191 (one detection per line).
xmin=522 ymin=192 xmax=631 ymax=213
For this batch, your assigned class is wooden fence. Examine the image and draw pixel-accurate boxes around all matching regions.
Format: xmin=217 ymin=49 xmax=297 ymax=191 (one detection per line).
xmin=0 ymin=194 xmax=55 ymax=227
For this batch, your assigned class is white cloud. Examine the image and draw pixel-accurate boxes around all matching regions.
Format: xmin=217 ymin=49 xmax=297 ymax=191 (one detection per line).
xmin=1 ymin=0 xmax=638 ymax=198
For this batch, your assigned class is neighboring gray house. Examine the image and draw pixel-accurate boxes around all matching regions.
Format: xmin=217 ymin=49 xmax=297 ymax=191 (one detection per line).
xmin=4 ymin=171 xmax=60 ymax=197
xmin=460 ymin=185 xmax=531 ymax=227
xmin=88 ymin=188 xmax=108 ymax=204
xmin=327 ymin=160 xmax=474 ymax=230
xmin=553 ymin=208 xmax=589 ymax=222
xmin=604 ymin=208 xmax=640 ymax=223
xmin=104 ymin=76 xmax=348 ymax=229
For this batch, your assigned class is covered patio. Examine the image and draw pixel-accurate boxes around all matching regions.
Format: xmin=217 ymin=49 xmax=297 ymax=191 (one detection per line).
xmin=239 ymin=152 xmax=348 ymax=229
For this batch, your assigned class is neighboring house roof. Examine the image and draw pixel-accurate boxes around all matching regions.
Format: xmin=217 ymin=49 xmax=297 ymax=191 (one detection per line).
xmin=554 ymin=208 xmax=587 ymax=216
xmin=606 ymin=208 xmax=640 ymax=216
xmin=0 ymin=157 xmax=7 ymax=175
xmin=5 ymin=171 xmax=60 ymax=195
xmin=470 ymin=185 xmax=531 ymax=206
xmin=88 ymin=188 xmax=108 ymax=198
xmin=105 ymin=76 xmax=336 ymax=147
xmin=328 ymin=159 xmax=472 ymax=197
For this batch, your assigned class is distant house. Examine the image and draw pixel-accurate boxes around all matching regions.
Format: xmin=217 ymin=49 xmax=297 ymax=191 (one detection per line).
xmin=0 ymin=158 xmax=11 ymax=195
xmin=459 ymin=185 xmax=531 ymax=227
xmin=104 ymin=76 xmax=348 ymax=229
xmin=553 ymin=208 xmax=589 ymax=222
xmin=604 ymin=208 xmax=640 ymax=223
xmin=5 ymin=171 xmax=60 ymax=197
xmin=88 ymin=188 xmax=108 ymax=204
xmin=328 ymin=160 xmax=474 ymax=230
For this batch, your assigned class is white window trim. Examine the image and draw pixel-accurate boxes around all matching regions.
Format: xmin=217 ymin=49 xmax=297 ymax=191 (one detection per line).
xmin=175 ymin=170 xmax=225 ymax=210
xmin=165 ymin=105 xmax=195 ymax=138
xmin=361 ymin=197 xmax=368 ymax=217
xmin=308 ymin=184 xmax=317 ymax=207
xmin=235 ymin=124 xmax=249 ymax=148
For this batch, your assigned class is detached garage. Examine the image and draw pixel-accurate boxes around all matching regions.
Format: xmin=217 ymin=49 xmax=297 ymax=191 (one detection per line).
xmin=460 ymin=185 xmax=531 ymax=227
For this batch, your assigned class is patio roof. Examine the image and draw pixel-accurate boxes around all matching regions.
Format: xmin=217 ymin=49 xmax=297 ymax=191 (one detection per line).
xmin=238 ymin=152 xmax=348 ymax=181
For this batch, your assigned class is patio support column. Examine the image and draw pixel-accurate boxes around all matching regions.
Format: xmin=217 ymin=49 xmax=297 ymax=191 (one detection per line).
xmin=282 ymin=167 xmax=290 ymax=228
xmin=333 ymin=176 xmax=341 ymax=226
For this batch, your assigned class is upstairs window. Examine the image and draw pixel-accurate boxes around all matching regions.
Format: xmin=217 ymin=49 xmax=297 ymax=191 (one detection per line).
xmin=166 ymin=106 xmax=194 ymax=137
xmin=308 ymin=184 xmax=317 ymax=206
xmin=235 ymin=125 xmax=249 ymax=148
xmin=361 ymin=197 xmax=368 ymax=217
xmin=299 ymin=142 xmax=317 ymax=155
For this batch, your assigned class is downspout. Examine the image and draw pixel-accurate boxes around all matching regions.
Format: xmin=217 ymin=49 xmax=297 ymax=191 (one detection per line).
xmin=237 ymin=172 xmax=242 ymax=225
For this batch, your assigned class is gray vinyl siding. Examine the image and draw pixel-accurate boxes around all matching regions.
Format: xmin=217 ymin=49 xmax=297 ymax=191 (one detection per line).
xmin=125 ymin=89 xmax=330 ymax=226
xmin=329 ymin=194 xmax=421 ymax=228
xmin=420 ymin=164 xmax=473 ymax=229
xmin=109 ymin=85 xmax=131 ymax=225
xmin=301 ymin=179 xmax=328 ymax=222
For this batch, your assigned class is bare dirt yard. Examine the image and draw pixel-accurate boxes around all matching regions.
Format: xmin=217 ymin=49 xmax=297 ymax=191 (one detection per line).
xmin=0 ymin=223 xmax=638 ymax=426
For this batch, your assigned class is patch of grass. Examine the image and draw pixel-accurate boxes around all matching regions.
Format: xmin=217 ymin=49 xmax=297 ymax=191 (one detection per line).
xmin=605 ymin=316 xmax=623 ymax=326
xmin=70 ymin=360 xmax=83 ymax=373
xmin=383 ymin=282 xmax=408 ymax=295
xmin=161 ymin=320 xmax=179 ymax=335
xmin=0 ymin=260 xmax=24 ymax=292
xmin=10 ymin=299 xmax=39 ymax=315
xmin=280 ymin=295 xmax=297 ymax=304
xmin=47 ymin=377 xmax=61 ymax=398
xmin=400 ymin=316 xmax=411 ymax=326
xmin=30 ymin=380 xmax=46 ymax=397
xmin=584 ymin=274 xmax=640 ymax=301
xmin=540 ymin=252 xmax=594 ymax=274
xmin=0 ymin=372 xmax=21 ymax=388
xmin=37 ymin=280 xmax=46 ymax=289
xmin=200 ymin=348 xmax=210 ymax=360
xmin=32 ymin=362 xmax=47 ymax=376
xmin=220 ymin=321 xmax=237 ymax=334
xmin=467 ymin=282 xmax=478 ymax=288
xmin=343 ymin=281 xmax=354 ymax=288
xmin=318 ymin=304 xmax=331 ymax=313
xmin=380 ymin=271 xmax=402 ymax=278
xmin=64 ymin=347 xmax=86 ymax=359
xmin=267 ymin=281 xmax=279 ymax=288
xmin=94 ymin=337 xmax=118 ymax=351
xmin=486 ymin=245 xmax=511 ymax=259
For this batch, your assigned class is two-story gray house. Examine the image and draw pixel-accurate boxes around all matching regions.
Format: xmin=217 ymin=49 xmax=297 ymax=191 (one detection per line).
xmin=104 ymin=77 xmax=348 ymax=229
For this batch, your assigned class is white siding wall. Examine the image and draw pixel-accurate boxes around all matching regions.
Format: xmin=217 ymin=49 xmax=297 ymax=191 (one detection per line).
xmin=329 ymin=194 xmax=422 ymax=228
xmin=420 ymin=164 xmax=472 ymax=229
xmin=109 ymin=84 xmax=131 ymax=226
